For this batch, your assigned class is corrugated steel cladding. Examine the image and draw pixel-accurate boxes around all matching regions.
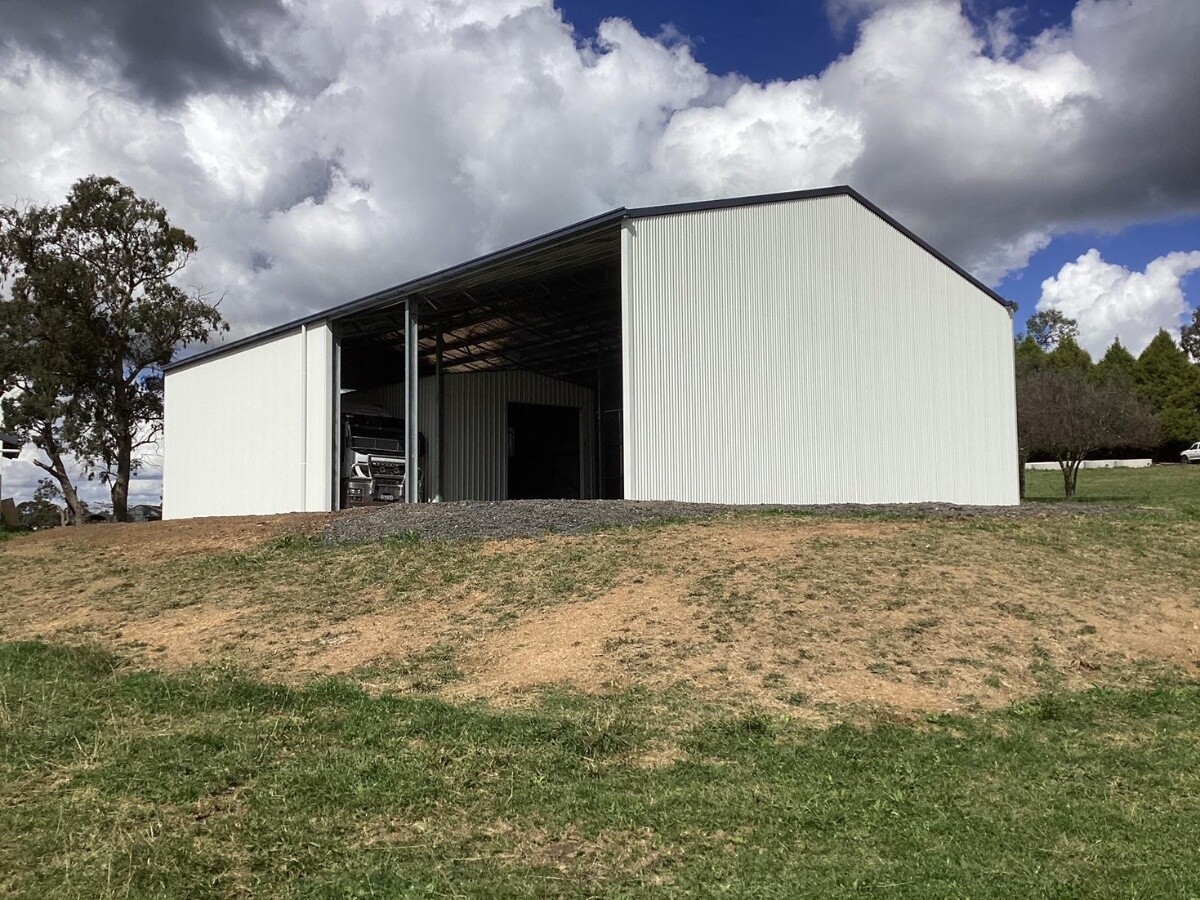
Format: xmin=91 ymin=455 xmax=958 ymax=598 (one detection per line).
xmin=162 ymin=189 xmax=1019 ymax=518
xmin=163 ymin=324 xmax=334 ymax=518
xmin=348 ymin=371 xmax=596 ymax=501
xmin=621 ymin=194 xmax=1018 ymax=505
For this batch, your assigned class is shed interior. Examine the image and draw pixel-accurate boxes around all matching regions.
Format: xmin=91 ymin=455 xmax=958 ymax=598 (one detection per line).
xmin=334 ymin=220 xmax=625 ymax=504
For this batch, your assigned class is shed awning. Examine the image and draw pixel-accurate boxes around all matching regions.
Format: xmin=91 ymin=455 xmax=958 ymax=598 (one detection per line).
xmin=337 ymin=220 xmax=622 ymax=389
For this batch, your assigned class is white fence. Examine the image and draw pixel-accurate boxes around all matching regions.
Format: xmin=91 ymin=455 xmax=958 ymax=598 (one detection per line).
xmin=1024 ymin=459 xmax=1153 ymax=471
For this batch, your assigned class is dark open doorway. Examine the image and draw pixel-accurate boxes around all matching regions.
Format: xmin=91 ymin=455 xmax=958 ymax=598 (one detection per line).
xmin=507 ymin=402 xmax=581 ymax=499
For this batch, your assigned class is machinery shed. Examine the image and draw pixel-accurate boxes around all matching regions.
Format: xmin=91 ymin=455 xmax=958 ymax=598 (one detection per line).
xmin=162 ymin=186 xmax=1020 ymax=519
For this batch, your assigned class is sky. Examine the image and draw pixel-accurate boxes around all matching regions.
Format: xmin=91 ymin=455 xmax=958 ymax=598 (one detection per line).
xmin=1 ymin=0 xmax=1199 ymax=506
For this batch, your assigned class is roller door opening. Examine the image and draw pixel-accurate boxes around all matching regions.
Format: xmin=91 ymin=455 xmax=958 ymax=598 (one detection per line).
xmin=506 ymin=402 xmax=582 ymax=499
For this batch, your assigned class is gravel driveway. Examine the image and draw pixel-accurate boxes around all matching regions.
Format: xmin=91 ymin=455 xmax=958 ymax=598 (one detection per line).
xmin=321 ymin=498 xmax=1118 ymax=544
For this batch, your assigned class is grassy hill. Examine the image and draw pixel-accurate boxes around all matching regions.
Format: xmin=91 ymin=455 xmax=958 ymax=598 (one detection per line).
xmin=2 ymin=467 xmax=1198 ymax=897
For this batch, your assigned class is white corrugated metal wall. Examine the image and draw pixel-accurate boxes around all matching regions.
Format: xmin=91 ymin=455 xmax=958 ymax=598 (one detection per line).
xmin=621 ymin=194 xmax=1019 ymax=506
xmin=348 ymin=370 xmax=596 ymax=501
xmin=163 ymin=324 xmax=334 ymax=518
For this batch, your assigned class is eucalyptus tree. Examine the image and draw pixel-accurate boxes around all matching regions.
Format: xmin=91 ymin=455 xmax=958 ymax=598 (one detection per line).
xmin=0 ymin=176 xmax=228 ymax=520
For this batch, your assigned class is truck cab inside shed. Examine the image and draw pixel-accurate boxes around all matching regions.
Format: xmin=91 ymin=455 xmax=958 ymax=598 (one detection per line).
xmin=332 ymin=215 xmax=625 ymax=507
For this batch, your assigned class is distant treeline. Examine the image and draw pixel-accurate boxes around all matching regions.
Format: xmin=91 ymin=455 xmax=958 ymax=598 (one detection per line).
xmin=1016 ymin=322 xmax=1200 ymax=462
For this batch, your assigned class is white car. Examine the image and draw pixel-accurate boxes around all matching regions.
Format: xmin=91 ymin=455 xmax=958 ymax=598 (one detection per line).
xmin=1182 ymin=442 xmax=1200 ymax=464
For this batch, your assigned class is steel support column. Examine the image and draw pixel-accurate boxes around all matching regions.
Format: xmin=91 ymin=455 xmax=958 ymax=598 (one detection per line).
xmin=331 ymin=330 xmax=342 ymax=510
xmin=435 ymin=326 xmax=445 ymax=502
xmin=404 ymin=298 xmax=420 ymax=503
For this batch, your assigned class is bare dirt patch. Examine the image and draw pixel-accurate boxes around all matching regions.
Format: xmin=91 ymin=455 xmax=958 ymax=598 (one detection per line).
xmin=7 ymin=513 xmax=330 ymax=563
xmin=3 ymin=510 xmax=1198 ymax=719
xmin=452 ymin=517 xmax=1200 ymax=717
xmin=116 ymin=604 xmax=247 ymax=668
xmin=457 ymin=576 xmax=696 ymax=699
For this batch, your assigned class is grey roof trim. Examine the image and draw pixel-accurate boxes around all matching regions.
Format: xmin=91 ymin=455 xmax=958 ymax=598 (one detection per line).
xmin=625 ymin=185 xmax=1013 ymax=310
xmin=165 ymin=185 xmax=1009 ymax=374
xmin=0 ymin=431 xmax=22 ymax=450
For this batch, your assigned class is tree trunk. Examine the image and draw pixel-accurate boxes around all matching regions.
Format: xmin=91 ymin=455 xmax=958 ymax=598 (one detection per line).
xmin=111 ymin=436 xmax=132 ymax=522
xmin=1018 ymin=448 xmax=1027 ymax=500
xmin=1060 ymin=460 xmax=1080 ymax=498
xmin=36 ymin=452 xmax=87 ymax=525
xmin=61 ymin=477 xmax=87 ymax=524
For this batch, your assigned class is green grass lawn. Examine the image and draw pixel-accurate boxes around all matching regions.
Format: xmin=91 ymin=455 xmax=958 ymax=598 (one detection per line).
xmin=3 ymin=642 xmax=1200 ymax=899
xmin=1024 ymin=463 xmax=1200 ymax=513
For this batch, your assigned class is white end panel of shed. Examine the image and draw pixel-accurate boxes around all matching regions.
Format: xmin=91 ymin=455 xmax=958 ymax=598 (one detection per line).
xmin=621 ymin=194 xmax=1019 ymax=506
xmin=163 ymin=324 xmax=335 ymax=518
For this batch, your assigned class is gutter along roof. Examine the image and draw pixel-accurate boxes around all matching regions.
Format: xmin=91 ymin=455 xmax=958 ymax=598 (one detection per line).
xmin=164 ymin=186 xmax=1011 ymax=374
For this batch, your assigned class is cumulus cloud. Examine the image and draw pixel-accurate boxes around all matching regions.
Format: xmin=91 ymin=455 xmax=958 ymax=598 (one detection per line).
xmin=0 ymin=0 xmax=292 ymax=105
xmin=651 ymin=79 xmax=863 ymax=199
xmin=2 ymin=0 xmax=1197 ymax=335
xmin=1038 ymin=248 xmax=1200 ymax=357
xmin=825 ymin=0 xmax=918 ymax=35
xmin=822 ymin=0 xmax=1200 ymax=281
xmin=1 ymin=0 xmax=1199 ymax=501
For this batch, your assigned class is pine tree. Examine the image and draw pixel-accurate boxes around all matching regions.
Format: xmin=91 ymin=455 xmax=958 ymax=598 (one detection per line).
xmin=1014 ymin=335 xmax=1048 ymax=372
xmin=1095 ymin=338 xmax=1137 ymax=385
xmin=1134 ymin=330 xmax=1200 ymax=455
xmin=1047 ymin=336 xmax=1093 ymax=374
